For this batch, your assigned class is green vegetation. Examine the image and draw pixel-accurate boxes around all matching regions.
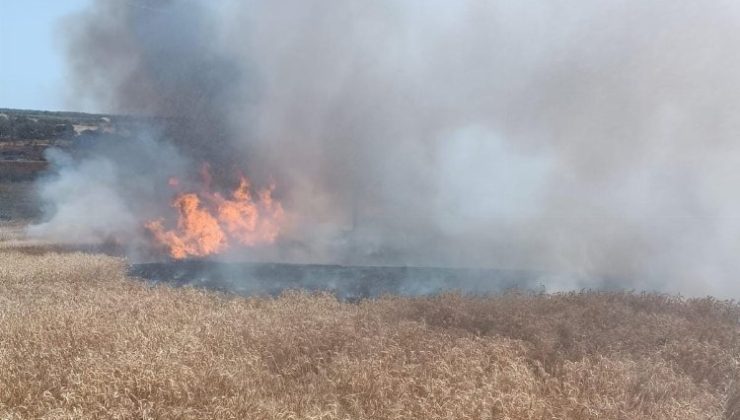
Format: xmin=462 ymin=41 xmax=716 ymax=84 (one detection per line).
xmin=0 ymin=108 xmax=125 ymax=180
xmin=0 ymin=108 xmax=112 ymax=141
xmin=0 ymin=114 xmax=74 ymax=140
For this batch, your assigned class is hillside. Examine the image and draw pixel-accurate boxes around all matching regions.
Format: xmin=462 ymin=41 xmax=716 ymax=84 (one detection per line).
xmin=0 ymin=108 xmax=162 ymax=180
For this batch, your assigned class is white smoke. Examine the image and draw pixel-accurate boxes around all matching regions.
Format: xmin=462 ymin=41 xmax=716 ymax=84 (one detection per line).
xmin=31 ymin=0 xmax=740 ymax=297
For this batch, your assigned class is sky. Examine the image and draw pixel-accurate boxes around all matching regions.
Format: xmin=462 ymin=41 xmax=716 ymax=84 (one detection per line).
xmin=0 ymin=0 xmax=90 ymax=111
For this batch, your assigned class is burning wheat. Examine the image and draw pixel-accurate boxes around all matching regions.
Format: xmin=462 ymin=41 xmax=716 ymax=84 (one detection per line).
xmin=146 ymin=165 xmax=284 ymax=259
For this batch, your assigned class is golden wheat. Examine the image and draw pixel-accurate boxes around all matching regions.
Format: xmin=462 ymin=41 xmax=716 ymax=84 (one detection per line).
xmin=0 ymin=247 xmax=738 ymax=419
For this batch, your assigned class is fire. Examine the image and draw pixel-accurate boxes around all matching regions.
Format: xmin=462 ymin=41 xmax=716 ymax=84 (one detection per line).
xmin=146 ymin=167 xmax=284 ymax=259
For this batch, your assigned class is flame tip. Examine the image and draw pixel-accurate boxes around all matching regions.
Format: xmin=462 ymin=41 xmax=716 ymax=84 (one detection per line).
xmin=146 ymin=167 xmax=284 ymax=259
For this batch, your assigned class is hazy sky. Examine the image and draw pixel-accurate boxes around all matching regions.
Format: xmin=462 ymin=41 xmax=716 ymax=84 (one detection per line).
xmin=0 ymin=0 xmax=90 ymax=111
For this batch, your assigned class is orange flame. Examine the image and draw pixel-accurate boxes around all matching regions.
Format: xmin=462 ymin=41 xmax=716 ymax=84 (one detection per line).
xmin=146 ymin=168 xmax=284 ymax=259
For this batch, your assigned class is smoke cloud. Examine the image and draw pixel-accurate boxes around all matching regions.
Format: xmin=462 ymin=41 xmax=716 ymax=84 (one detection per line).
xmin=32 ymin=0 xmax=740 ymax=297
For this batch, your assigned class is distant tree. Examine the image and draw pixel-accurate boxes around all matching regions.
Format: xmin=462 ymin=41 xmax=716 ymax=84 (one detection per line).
xmin=14 ymin=116 xmax=38 ymax=139
xmin=53 ymin=122 xmax=75 ymax=139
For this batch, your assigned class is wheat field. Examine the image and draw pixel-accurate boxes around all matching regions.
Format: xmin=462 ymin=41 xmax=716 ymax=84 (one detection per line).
xmin=1 ymin=240 xmax=739 ymax=419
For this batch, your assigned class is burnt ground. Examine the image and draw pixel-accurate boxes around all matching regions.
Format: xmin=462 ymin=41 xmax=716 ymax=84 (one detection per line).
xmin=129 ymin=260 xmax=551 ymax=300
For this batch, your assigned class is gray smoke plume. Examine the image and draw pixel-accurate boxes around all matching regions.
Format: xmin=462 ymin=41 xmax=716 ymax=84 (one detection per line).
xmin=32 ymin=0 xmax=740 ymax=297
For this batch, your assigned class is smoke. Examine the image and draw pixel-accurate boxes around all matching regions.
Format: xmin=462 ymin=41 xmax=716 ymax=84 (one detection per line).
xmin=31 ymin=0 xmax=740 ymax=297
xmin=28 ymin=133 xmax=189 ymax=258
